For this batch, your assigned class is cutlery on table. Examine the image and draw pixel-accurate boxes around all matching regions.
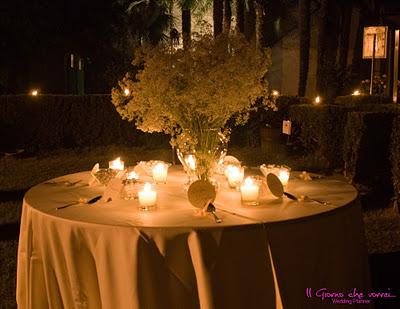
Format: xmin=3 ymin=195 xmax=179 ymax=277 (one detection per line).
xmin=267 ymin=173 xmax=329 ymax=206
xmin=206 ymin=201 xmax=222 ymax=223
xmin=45 ymin=180 xmax=82 ymax=187
xmin=56 ymin=195 xmax=102 ymax=210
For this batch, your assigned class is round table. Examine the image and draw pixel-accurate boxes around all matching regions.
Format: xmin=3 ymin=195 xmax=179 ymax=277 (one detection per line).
xmin=17 ymin=167 xmax=371 ymax=309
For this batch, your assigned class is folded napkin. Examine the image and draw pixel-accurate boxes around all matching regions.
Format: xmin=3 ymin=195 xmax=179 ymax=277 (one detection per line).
xmin=88 ymin=163 xmax=100 ymax=186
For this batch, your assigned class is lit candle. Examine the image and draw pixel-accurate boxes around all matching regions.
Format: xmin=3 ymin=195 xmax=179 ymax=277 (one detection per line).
xmin=127 ymin=171 xmax=138 ymax=180
xmin=124 ymin=88 xmax=130 ymax=96
xmin=124 ymin=171 xmax=138 ymax=200
xmin=240 ymin=177 xmax=260 ymax=205
xmin=272 ymin=90 xmax=279 ymax=96
xmin=185 ymin=155 xmax=196 ymax=171
xmin=352 ymin=90 xmax=360 ymax=96
xmin=109 ymin=157 xmax=125 ymax=171
xmin=138 ymin=182 xmax=157 ymax=208
xmin=31 ymin=89 xmax=38 ymax=96
xmin=278 ymin=169 xmax=290 ymax=186
xmin=152 ymin=162 xmax=169 ymax=183
xmin=226 ymin=165 xmax=244 ymax=188
xmin=314 ymin=96 xmax=321 ymax=105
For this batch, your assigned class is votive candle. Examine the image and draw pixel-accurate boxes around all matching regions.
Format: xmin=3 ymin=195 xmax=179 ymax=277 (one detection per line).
xmin=138 ymin=183 xmax=157 ymax=208
xmin=240 ymin=177 xmax=260 ymax=205
xmin=152 ymin=162 xmax=169 ymax=183
xmin=227 ymin=165 xmax=244 ymax=188
xmin=109 ymin=157 xmax=125 ymax=171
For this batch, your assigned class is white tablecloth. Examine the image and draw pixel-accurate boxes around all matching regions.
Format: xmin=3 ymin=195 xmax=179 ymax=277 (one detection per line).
xmin=17 ymin=167 xmax=371 ymax=308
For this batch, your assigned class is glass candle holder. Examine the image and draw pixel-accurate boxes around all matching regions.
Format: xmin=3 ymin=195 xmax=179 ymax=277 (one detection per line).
xmin=138 ymin=182 xmax=157 ymax=210
xmin=122 ymin=171 xmax=139 ymax=200
xmin=226 ymin=165 xmax=244 ymax=189
xmin=152 ymin=162 xmax=170 ymax=183
xmin=278 ymin=167 xmax=291 ymax=187
xmin=260 ymin=164 xmax=291 ymax=188
xmin=240 ymin=177 xmax=260 ymax=206
xmin=109 ymin=157 xmax=125 ymax=171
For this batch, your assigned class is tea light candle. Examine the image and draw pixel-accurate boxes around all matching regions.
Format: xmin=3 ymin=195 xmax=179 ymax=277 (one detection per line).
xmin=109 ymin=157 xmax=125 ymax=171
xmin=138 ymin=183 xmax=157 ymax=208
xmin=278 ymin=169 xmax=290 ymax=186
xmin=127 ymin=171 xmax=139 ymax=180
xmin=152 ymin=162 xmax=168 ymax=183
xmin=240 ymin=177 xmax=260 ymax=205
xmin=226 ymin=165 xmax=244 ymax=188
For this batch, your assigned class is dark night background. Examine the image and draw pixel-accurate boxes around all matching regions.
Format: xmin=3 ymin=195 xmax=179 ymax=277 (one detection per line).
xmin=0 ymin=0 xmax=133 ymax=94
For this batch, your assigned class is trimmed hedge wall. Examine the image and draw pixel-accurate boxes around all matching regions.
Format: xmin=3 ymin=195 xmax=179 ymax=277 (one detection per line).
xmin=288 ymin=96 xmax=400 ymax=208
xmin=288 ymin=104 xmax=349 ymax=169
xmin=391 ymin=115 xmax=400 ymax=207
xmin=0 ymin=95 xmax=168 ymax=152
xmin=334 ymin=95 xmax=392 ymax=107
xmin=230 ymin=95 xmax=311 ymax=147
xmin=343 ymin=111 xmax=397 ymax=208
xmin=289 ymin=101 xmax=400 ymax=170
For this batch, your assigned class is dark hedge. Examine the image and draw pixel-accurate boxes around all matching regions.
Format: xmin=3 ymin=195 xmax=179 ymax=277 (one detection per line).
xmin=334 ymin=95 xmax=392 ymax=107
xmin=391 ymin=115 xmax=400 ymax=207
xmin=0 ymin=95 xmax=168 ymax=152
xmin=343 ymin=111 xmax=397 ymax=208
xmin=288 ymin=104 xmax=349 ymax=169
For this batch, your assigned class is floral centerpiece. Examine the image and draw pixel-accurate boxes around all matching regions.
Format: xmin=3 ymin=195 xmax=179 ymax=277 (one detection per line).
xmin=112 ymin=33 xmax=274 ymax=181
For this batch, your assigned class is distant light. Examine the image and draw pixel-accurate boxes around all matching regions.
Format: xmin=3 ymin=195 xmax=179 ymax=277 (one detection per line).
xmin=31 ymin=89 xmax=39 ymax=96
xmin=314 ymin=96 xmax=321 ymax=104
xmin=272 ymin=90 xmax=279 ymax=96
xmin=352 ymin=90 xmax=360 ymax=96
xmin=124 ymin=88 xmax=130 ymax=96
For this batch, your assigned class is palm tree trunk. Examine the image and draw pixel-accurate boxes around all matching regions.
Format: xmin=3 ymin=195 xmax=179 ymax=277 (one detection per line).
xmin=337 ymin=3 xmax=352 ymax=95
xmin=316 ymin=0 xmax=329 ymax=96
xmin=223 ymin=0 xmax=232 ymax=33
xmin=254 ymin=0 xmax=264 ymax=49
xmin=298 ymin=0 xmax=311 ymax=96
xmin=236 ymin=0 xmax=245 ymax=33
xmin=244 ymin=0 xmax=256 ymax=41
xmin=182 ymin=8 xmax=191 ymax=49
xmin=213 ymin=0 xmax=223 ymax=36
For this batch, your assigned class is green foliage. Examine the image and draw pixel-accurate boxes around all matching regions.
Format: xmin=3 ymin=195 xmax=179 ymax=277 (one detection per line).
xmin=112 ymin=33 xmax=274 ymax=137
xmin=343 ymin=111 xmax=397 ymax=208
xmin=390 ymin=115 xmax=400 ymax=206
xmin=262 ymin=95 xmax=311 ymax=128
xmin=0 ymin=95 xmax=168 ymax=152
xmin=334 ymin=95 xmax=392 ymax=107
xmin=342 ymin=112 xmax=366 ymax=179
xmin=288 ymin=104 xmax=348 ymax=170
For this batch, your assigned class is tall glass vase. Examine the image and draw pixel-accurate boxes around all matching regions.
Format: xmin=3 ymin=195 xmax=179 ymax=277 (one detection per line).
xmin=176 ymin=129 xmax=228 ymax=184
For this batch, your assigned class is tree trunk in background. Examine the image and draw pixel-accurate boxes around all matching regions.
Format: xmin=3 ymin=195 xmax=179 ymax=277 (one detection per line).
xmin=244 ymin=0 xmax=256 ymax=41
xmin=223 ymin=0 xmax=232 ymax=33
xmin=236 ymin=0 xmax=245 ymax=33
xmin=254 ymin=0 xmax=265 ymax=49
xmin=298 ymin=0 xmax=311 ymax=96
xmin=337 ymin=2 xmax=352 ymax=95
xmin=316 ymin=0 xmax=329 ymax=96
xmin=182 ymin=8 xmax=191 ymax=49
xmin=213 ymin=0 xmax=223 ymax=36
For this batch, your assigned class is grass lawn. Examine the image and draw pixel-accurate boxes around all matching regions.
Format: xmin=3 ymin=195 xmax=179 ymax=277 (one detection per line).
xmin=1 ymin=145 xmax=399 ymax=308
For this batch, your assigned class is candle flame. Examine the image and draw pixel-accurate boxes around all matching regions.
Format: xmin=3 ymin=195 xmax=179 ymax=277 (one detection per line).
xmin=352 ymin=90 xmax=360 ymax=96
xmin=153 ymin=162 xmax=166 ymax=172
xmin=272 ymin=90 xmax=279 ymax=96
xmin=315 ymin=96 xmax=321 ymax=104
xmin=244 ymin=177 xmax=253 ymax=186
xmin=31 ymin=89 xmax=38 ymax=96
xmin=127 ymin=171 xmax=138 ymax=180
xmin=124 ymin=88 xmax=130 ymax=96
